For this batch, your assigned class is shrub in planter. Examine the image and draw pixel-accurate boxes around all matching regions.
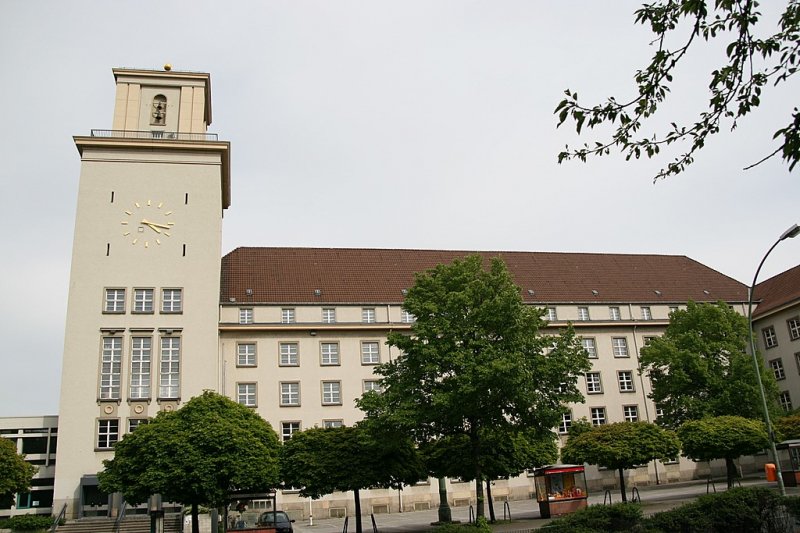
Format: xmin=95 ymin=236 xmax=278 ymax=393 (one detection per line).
xmin=543 ymin=502 xmax=643 ymax=532
xmin=4 ymin=514 xmax=55 ymax=531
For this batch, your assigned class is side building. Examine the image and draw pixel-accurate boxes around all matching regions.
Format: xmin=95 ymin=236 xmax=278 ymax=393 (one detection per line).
xmin=753 ymin=265 xmax=800 ymax=413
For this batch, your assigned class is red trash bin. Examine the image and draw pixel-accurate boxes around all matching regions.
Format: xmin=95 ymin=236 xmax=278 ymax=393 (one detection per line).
xmin=765 ymin=463 xmax=777 ymax=482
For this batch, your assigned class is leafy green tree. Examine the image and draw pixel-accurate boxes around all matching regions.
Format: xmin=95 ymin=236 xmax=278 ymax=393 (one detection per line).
xmin=776 ymin=414 xmax=800 ymax=440
xmin=560 ymin=422 xmax=680 ymax=502
xmin=0 ymin=437 xmax=37 ymax=509
xmin=555 ymin=1 xmax=800 ymax=180
xmin=98 ymin=391 xmax=281 ymax=533
xmin=280 ymin=425 xmax=425 ymax=533
xmin=678 ymin=416 xmax=769 ymax=488
xmin=639 ymin=301 xmax=778 ymax=429
xmin=357 ymin=255 xmax=591 ymax=519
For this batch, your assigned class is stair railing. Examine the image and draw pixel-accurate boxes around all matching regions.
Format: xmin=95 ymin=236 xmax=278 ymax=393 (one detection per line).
xmin=50 ymin=503 xmax=67 ymax=532
xmin=114 ymin=498 xmax=127 ymax=533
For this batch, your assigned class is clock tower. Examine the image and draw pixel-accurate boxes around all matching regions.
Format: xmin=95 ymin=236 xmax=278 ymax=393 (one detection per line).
xmin=54 ymin=67 xmax=230 ymax=518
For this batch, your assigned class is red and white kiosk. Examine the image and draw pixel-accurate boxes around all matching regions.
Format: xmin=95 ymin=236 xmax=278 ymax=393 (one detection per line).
xmin=532 ymin=465 xmax=588 ymax=518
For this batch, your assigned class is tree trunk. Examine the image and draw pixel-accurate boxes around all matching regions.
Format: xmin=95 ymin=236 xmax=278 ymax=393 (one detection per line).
xmin=485 ymin=479 xmax=496 ymax=522
xmin=470 ymin=432 xmax=484 ymax=520
xmin=618 ymin=468 xmax=627 ymax=503
xmin=354 ymin=488 xmax=363 ymax=533
xmin=725 ymin=457 xmax=738 ymax=489
xmin=192 ymin=502 xmax=199 ymax=533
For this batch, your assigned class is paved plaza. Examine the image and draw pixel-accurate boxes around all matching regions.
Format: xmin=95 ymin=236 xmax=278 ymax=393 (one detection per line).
xmin=294 ymin=478 xmax=784 ymax=533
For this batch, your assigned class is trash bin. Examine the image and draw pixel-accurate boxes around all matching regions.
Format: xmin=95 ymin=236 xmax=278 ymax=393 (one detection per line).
xmin=765 ymin=463 xmax=777 ymax=482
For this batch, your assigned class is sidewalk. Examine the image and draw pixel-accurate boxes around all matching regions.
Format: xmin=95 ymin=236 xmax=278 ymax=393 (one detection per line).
xmin=294 ymin=478 xmax=785 ymax=533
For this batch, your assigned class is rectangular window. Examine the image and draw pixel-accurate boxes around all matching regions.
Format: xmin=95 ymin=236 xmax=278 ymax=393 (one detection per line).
xmin=558 ymin=412 xmax=572 ymax=434
xmin=585 ymin=372 xmax=602 ymax=394
xmin=323 ymin=420 xmax=344 ymax=429
xmin=669 ymin=306 xmax=679 ymax=315
xmin=546 ymin=307 xmax=557 ymax=321
xmin=130 ymin=337 xmax=151 ymax=400
xmin=237 ymin=343 xmax=257 ymax=367
xmin=237 ymin=383 xmax=257 ymax=407
xmin=161 ymin=289 xmax=182 ymax=313
xmin=99 ymin=337 xmax=122 ymax=400
xmin=281 ymin=308 xmax=295 ymax=324
xmin=788 ymin=317 xmax=800 ymax=341
xmin=281 ymin=421 xmax=300 ymax=442
xmin=609 ymin=306 xmax=621 ymax=320
xmin=612 ymin=337 xmax=629 ymax=357
xmin=127 ymin=419 xmax=148 ymax=433
xmin=361 ymin=341 xmax=380 ymax=365
xmin=281 ymin=382 xmax=300 ymax=406
xmin=279 ymin=343 xmax=299 ymax=366
xmin=401 ymin=310 xmax=416 ymax=323
xmin=133 ymin=288 xmax=154 ymax=313
xmin=362 ymin=308 xmax=376 ymax=323
xmin=643 ymin=336 xmax=657 ymax=346
xmin=159 ymin=337 xmax=180 ymax=399
xmin=623 ymin=405 xmax=639 ymax=422
xmin=578 ymin=307 xmax=590 ymax=321
xmin=104 ymin=288 xmax=125 ymax=313
xmin=363 ymin=380 xmax=382 ymax=393
xmin=641 ymin=306 xmax=652 ymax=320
xmin=322 ymin=308 xmax=336 ymax=324
xmin=618 ymin=371 xmax=635 ymax=392
xmin=322 ymin=381 xmax=342 ymax=405
xmin=97 ymin=419 xmax=119 ymax=449
xmin=590 ymin=407 xmax=606 ymax=426
xmin=320 ymin=343 xmax=340 ymax=366
xmin=763 ymin=326 xmax=779 ymax=348
xmin=771 ymin=358 xmax=786 ymax=381
xmin=239 ymin=308 xmax=253 ymax=325
xmin=780 ymin=391 xmax=793 ymax=412
xmin=581 ymin=337 xmax=597 ymax=358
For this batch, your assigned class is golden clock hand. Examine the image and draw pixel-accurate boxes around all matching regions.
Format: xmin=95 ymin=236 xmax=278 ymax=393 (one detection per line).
xmin=140 ymin=221 xmax=162 ymax=234
xmin=141 ymin=219 xmax=171 ymax=230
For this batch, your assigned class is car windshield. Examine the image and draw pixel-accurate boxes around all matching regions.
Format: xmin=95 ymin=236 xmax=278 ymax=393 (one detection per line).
xmin=260 ymin=512 xmax=290 ymax=525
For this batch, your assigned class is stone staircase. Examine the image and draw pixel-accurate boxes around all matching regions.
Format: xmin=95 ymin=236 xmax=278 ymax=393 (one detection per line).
xmin=55 ymin=513 xmax=183 ymax=533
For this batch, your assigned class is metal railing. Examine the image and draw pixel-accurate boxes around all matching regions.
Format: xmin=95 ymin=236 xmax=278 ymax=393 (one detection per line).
xmin=50 ymin=503 xmax=67 ymax=532
xmin=90 ymin=129 xmax=219 ymax=142
xmin=502 ymin=501 xmax=511 ymax=521
xmin=114 ymin=498 xmax=127 ymax=533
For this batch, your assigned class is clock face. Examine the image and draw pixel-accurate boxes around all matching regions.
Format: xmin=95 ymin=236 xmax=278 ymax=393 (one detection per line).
xmin=121 ymin=200 xmax=176 ymax=248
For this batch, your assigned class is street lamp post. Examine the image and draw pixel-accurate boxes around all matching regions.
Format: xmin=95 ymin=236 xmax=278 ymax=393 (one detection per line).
xmin=747 ymin=223 xmax=799 ymax=497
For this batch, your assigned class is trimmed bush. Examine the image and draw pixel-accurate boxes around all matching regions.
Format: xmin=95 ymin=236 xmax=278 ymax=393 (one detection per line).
xmin=434 ymin=516 xmax=491 ymax=533
xmin=643 ymin=487 xmax=793 ymax=533
xmin=3 ymin=513 xmax=55 ymax=531
xmin=543 ymin=502 xmax=643 ymax=532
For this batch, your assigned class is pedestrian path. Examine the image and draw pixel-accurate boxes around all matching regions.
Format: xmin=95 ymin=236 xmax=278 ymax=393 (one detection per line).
xmin=294 ymin=478 xmax=779 ymax=533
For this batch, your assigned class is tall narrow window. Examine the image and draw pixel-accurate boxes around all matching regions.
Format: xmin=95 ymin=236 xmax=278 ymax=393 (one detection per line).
xmin=237 ymin=343 xmax=256 ymax=367
xmin=577 ymin=307 xmax=590 ymax=321
xmin=771 ymin=359 xmax=786 ymax=380
xmin=280 ymin=343 xmax=299 ymax=366
xmin=581 ymin=338 xmax=597 ymax=358
xmin=237 ymin=383 xmax=257 ymax=407
xmin=150 ymin=94 xmax=167 ymax=126
xmin=100 ymin=337 xmax=122 ymax=400
xmin=546 ymin=307 xmax=558 ymax=321
xmin=585 ymin=372 xmax=602 ymax=394
xmin=590 ymin=407 xmax=607 ymax=426
xmin=281 ymin=383 xmax=300 ymax=406
xmin=361 ymin=341 xmax=380 ymax=364
xmin=281 ymin=308 xmax=296 ymax=324
xmin=104 ymin=289 xmax=126 ymax=313
xmin=320 ymin=343 xmax=340 ymax=366
xmin=322 ymin=381 xmax=342 ymax=405
xmin=159 ymin=337 xmax=180 ymax=399
xmin=239 ymin=308 xmax=253 ymax=325
xmin=640 ymin=307 xmax=652 ymax=320
xmin=609 ymin=307 xmax=621 ymax=320
xmin=130 ymin=337 xmax=151 ymax=399
xmin=780 ymin=391 xmax=793 ymax=412
xmin=558 ymin=412 xmax=572 ymax=434
xmin=623 ymin=405 xmax=639 ymax=422
xmin=788 ymin=317 xmax=800 ymax=340
xmin=612 ymin=337 xmax=629 ymax=357
xmin=617 ymin=371 xmax=635 ymax=392
xmin=763 ymin=326 xmax=778 ymax=348
xmin=281 ymin=422 xmax=300 ymax=441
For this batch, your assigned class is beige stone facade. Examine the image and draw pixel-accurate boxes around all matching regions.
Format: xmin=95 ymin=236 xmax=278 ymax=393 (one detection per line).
xmin=49 ymin=67 xmax=790 ymax=520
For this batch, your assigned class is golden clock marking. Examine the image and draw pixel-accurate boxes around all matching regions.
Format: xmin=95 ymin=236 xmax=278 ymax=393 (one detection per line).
xmin=135 ymin=202 xmax=141 ymax=208
xmin=121 ymin=221 xmax=128 ymax=225
xmin=165 ymin=211 xmax=173 ymax=216
xmin=158 ymin=202 xmax=163 ymax=208
xmin=132 ymin=238 xmax=138 ymax=245
xmin=125 ymin=210 xmax=132 ymax=215
xmin=156 ymin=239 xmax=162 ymax=245
xmin=147 ymin=200 xmax=151 ymax=206
xmin=123 ymin=232 xmax=130 ymax=236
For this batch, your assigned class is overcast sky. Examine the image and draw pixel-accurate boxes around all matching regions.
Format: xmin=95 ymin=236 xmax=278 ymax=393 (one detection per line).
xmin=1 ymin=1 xmax=797 ymax=417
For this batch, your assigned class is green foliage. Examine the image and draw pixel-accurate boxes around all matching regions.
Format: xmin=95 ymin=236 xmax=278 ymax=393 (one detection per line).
xmin=421 ymin=428 xmax=558 ymax=481
xmin=280 ymin=425 xmax=425 ymax=498
xmin=0 ymin=438 xmax=37 ymax=508
xmin=3 ymin=514 xmax=54 ymax=531
xmin=567 ymin=418 xmax=593 ymax=439
xmin=435 ymin=516 xmax=491 ymax=533
xmin=640 ymin=301 xmax=778 ymax=429
xmin=775 ymin=414 xmax=800 ymax=441
xmin=543 ymin=503 xmax=643 ymax=533
xmin=356 ymin=255 xmax=591 ymax=519
xmin=561 ymin=422 xmax=680 ymax=501
xmin=98 ymin=391 xmax=281 ymax=533
xmin=555 ymin=1 xmax=800 ymax=180
xmin=678 ymin=415 xmax=769 ymax=488
xmin=643 ymin=487 xmax=792 ymax=533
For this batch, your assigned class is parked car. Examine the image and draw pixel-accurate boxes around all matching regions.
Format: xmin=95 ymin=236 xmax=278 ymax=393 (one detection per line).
xmin=257 ymin=511 xmax=295 ymax=533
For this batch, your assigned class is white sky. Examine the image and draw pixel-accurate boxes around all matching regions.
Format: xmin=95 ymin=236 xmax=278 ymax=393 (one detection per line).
xmin=0 ymin=1 xmax=797 ymax=417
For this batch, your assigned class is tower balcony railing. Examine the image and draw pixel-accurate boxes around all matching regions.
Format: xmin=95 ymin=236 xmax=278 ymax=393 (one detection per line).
xmin=90 ymin=129 xmax=219 ymax=142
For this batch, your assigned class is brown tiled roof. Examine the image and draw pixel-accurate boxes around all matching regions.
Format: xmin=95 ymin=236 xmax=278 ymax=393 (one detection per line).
xmin=753 ymin=264 xmax=800 ymax=318
xmin=220 ymin=247 xmax=748 ymax=305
